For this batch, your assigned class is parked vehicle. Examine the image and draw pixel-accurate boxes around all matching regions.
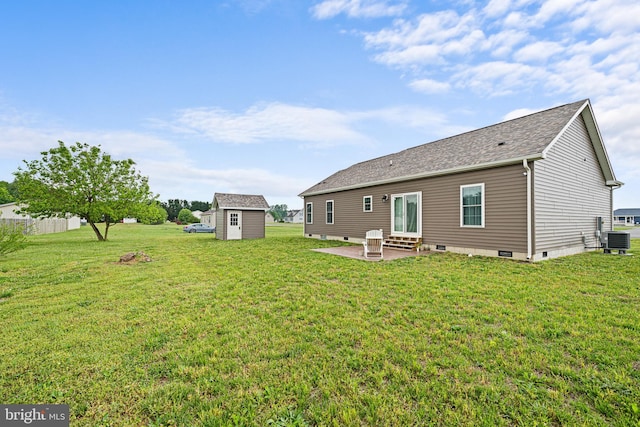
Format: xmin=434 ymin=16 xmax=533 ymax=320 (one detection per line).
xmin=183 ymin=223 xmax=215 ymax=233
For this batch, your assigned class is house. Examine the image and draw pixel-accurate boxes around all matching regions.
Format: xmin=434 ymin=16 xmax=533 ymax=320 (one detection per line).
xmin=200 ymin=209 xmax=216 ymax=226
xmin=284 ymin=209 xmax=304 ymax=224
xmin=299 ymin=99 xmax=622 ymax=262
xmin=212 ymin=193 xmax=270 ymax=240
xmin=0 ymin=202 xmax=81 ymax=235
xmin=191 ymin=210 xmax=203 ymax=220
xmin=265 ymin=212 xmax=276 ymax=223
xmin=614 ymin=208 xmax=640 ymax=226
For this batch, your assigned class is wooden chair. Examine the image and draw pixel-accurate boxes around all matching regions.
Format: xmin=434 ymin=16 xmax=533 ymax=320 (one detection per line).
xmin=363 ymin=229 xmax=383 ymax=259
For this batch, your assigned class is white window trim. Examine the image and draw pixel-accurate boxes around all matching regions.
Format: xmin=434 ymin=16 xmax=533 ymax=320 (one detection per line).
xmin=363 ymin=195 xmax=373 ymax=212
xmin=306 ymin=202 xmax=313 ymax=224
xmin=390 ymin=191 xmax=422 ymax=236
xmin=326 ymin=200 xmax=334 ymax=225
xmin=460 ymin=183 xmax=485 ymax=228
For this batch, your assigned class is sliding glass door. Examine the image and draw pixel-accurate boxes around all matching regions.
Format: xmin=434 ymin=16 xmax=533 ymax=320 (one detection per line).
xmin=391 ymin=192 xmax=421 ymax=236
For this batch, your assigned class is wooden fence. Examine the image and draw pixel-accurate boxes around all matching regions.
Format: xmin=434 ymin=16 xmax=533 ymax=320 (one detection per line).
xmin=0 ymin=218 xmax=70 ymax=235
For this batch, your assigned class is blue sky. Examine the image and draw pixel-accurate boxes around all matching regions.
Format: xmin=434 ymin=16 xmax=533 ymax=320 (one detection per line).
xmin=1 ymin=0 xmax=638 ymax=210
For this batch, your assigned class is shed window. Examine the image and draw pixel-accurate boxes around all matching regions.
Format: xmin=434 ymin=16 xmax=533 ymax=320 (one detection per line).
xmin=460 ymin=183 xmax=485 ymax=227
xmin=326 ymin=200 xmax=334 ymax=224
xmin=306 ymin=202 xmax=313 ymax=224
xmin=363 ymin=196 xmax=373 ymax=212
xmin=230 ymin=212 xmax=239 ymax=226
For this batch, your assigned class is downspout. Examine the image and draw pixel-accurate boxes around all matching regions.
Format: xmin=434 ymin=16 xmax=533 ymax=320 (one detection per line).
xmin=610 ymin=183 xmax=622 ymax=231
xmin=523 ymin=159 xmax=532 ymax=260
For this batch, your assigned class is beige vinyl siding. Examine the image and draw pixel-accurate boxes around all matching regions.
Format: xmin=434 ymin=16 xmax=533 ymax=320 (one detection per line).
xmin=533 ymin=115 xmax=611 ymax=252
xmin=242 ymin=210 xmax=266 ymax=239
xmin=303 ymin=189 xmax=390 ymax=239
xmin=423 ymin=164 xmax=527 ymax=252
xmin=303 ymin=163 xmax=528 ymax=252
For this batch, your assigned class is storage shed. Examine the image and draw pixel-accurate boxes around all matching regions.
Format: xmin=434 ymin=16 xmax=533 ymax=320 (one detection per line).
xmin=213 ymin=193 xmax=270 ymax=240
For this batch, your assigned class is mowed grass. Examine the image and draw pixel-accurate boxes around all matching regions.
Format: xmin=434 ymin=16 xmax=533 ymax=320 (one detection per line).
xmin=1 ymin=223 xmax=639 ymax=426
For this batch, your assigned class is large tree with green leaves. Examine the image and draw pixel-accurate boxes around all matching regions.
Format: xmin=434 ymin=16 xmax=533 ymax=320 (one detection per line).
xmin=269 ymin=204 xmax=288 ymax=221
xmin=13 ymin=141 xmax=157 ymax=241
xmin=0 ymin=181 xmax=16 ymax=204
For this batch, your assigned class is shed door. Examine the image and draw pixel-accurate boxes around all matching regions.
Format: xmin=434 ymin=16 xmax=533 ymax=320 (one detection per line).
xmin=227 ymin=211 xmax=242 ymax=240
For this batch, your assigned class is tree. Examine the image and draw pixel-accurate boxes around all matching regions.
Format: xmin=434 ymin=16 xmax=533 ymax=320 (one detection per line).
xmin=177 ymin=208 xmax=198 ymax=224
xmin=139 ymin=202 xmax=168 ymax=225
xmin=190 ymin=200 xmax=211 ymax=212
xmin=269 ymin=204 xmax=288 ymax=222
xmin=13 ymin=141 xmax=156 ymax=241
xmin=160 ymin=199 xmax=211 ymax=221
xmin=0 ymin=181 xmax=15 ymax=204
xmin=161 ymin=199 xmax=190 ymax=221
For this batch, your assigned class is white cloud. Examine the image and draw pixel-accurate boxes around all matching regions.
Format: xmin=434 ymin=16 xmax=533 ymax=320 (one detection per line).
xmin=453 ymin=61 xmax=548 ymax=95
xmin=572 ymin=0 xmax=640 ymax=34
xmin=484 ymin=29 xmax=529 ymax=57
xmin=364 ymin=10 xmax=478 ymax=49
xmin=311 ymin=0 xmax=407 ymax=19
xmin=513 ymin=40 xmax=564 ymax=62
xmin=160 ymin=103 xmax=371 ymax=147
xmin=530 ymin=0 xmax=584 ymax=28
xmin=502 ymin=107 xmax=537 ymax=121
xmin=140 ymin=159 xmax=308 ymax=201
xmin=408 ymin=78 xmax=451 ymax=94
xmin=373 ymin=44 xmax=444 ymax=66
xmin=483 ymin=0 xmax=512 ymax=18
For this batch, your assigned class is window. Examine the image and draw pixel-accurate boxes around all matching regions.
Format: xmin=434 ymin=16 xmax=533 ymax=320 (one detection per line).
xmin=460 ymin=183 xmax=484 ymax=227
xmin=363 ymin=196 xmax=373 ymax=212
xmin=326 ymin=200 xmax=334 ymax=224
xmin=230 ymin=213 xmax=239 ymax=226
xmin=306 ymin=202 xmax=313 ymax=224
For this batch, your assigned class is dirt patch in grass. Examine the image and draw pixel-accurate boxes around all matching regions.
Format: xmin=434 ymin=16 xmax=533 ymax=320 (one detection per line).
xmin=117 ymin=251 xmax=152 ymax=264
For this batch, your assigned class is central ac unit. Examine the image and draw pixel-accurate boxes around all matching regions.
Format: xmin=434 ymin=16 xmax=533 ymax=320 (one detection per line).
xmin=602 ymin=231 xmax=631 ymax=254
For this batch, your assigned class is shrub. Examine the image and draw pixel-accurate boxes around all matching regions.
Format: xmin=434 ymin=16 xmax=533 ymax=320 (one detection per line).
xmin=177 ymin=208 xmax=198 ymax=224
xmin=140 ymin=202 xmax=168 ymax=225
xmin=0 ymin=220 xmax=28 ymax=257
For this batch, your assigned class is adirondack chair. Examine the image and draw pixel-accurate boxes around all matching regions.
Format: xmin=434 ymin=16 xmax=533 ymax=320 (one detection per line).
xmin=363 ymin=229 xmax=384 ymax=259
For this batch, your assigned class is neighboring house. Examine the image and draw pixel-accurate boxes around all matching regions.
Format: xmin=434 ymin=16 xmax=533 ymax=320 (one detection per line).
xmin=299 ymin=100 xmax=622 ymax=262
xmin=122 ymin=218 xmax=137 ymax=224
xmin=212 ymin=193 xmax=270 ymax=240
xmin=265 ymin=212 xmax=276 ymax=223
xmin=191 ymin=210 xmax=203 ymax=220
xmin=200 ymin=209 xmax=216 ymax=226
xmin=284 ymin=209 xmax=304 ymax=224
xmin=614 ymin=208 xmax=640 ymax=226
xmin=0 ymin=202 xmax=81 ymax=235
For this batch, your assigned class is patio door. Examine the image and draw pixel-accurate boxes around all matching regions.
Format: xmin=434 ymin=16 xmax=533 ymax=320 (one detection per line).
xmin=391 ymin=192 xmax=421 ymax=236
xmin=227 ymin=211 xmax=242 ymax=240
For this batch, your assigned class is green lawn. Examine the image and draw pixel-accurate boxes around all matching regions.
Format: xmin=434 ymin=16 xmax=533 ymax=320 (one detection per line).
xmin=1 ymin=223 xmax=639 ymax=426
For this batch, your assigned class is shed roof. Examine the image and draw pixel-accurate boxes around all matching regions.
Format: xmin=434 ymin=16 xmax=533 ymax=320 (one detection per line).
xmin=300 ymin=99 xmax=621 ymax=197
xmin=213 ymin=193 xmax=269 ymax=211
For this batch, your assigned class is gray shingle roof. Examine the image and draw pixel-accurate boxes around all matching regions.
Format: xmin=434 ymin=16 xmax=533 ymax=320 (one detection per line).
xmin=614 ymin=208 xmax=640 ymax=216
xmin=300 ymin=100 xmax=589 ymax=196
xmin=214 ymin=193 xmax=269 ymax=210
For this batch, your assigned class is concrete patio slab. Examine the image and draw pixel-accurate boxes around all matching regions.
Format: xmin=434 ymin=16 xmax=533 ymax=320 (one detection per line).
xmin=311 ymin=245 xmax=426 ymax=261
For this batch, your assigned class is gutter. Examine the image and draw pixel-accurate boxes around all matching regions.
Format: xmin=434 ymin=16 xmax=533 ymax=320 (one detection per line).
xmin=523 ymin=159 xmax=532 ymax=260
